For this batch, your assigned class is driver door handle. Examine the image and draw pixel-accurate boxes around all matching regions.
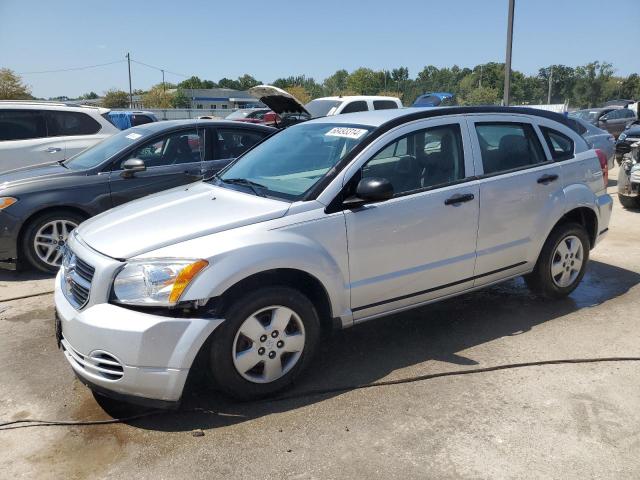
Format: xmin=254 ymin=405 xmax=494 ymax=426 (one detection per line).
xmin=46 ymin=147 xmax=62 ymax=153
xmin=537 ymin=174 xmax=558 ymax=184
xmin=444 ymin=193 xmax=475 ymax=205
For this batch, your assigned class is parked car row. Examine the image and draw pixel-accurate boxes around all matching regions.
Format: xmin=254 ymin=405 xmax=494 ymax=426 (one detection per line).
xmin=52 ymin=106 xmax=611 ymax=406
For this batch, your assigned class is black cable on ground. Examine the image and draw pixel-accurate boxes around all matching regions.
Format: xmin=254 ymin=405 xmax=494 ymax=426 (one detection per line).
xmin=0 ymin=290 xmax=54 ymax=303
xmin=2 ymin=356 xmax=639 ymax=431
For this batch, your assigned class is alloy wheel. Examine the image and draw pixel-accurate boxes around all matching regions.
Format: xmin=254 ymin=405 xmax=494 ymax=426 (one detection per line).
xmin=33 ymin=219 xmax=78 ymax=268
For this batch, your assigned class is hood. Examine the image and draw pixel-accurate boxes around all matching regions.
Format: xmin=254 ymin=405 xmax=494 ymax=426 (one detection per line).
xmin=76 ymin=181 xmax=290 ymax=259
xmin=249 ymin=85 xmax=310 ymax=116
xmin=0 ymin=162 xmax=71 ymax=189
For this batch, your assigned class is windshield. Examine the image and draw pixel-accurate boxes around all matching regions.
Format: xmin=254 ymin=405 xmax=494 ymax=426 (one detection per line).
xmin=304 ymin=99 xmax=342 ymax=118
xmin=217 ymin=122 xmax=373 ymax=200
xmin=64 ymin=128 xmax=149 ymax=170
xmin=569 ymin=110 xmax=599 ymax=121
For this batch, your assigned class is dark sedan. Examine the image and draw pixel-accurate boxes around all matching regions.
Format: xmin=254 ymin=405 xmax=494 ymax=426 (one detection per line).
xmin=0 ymin=119 xmax=275 ymax=272
xmin=616 ymin=121 xmax=640 ymax=163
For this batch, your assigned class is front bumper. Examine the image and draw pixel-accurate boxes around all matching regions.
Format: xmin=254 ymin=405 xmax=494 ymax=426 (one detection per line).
xmin=55 ymin=271 xmax=224 ymax=404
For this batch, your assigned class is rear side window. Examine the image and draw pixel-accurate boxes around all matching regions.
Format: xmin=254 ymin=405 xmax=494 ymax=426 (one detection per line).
xmin=623 ymin=109 xmax=636 ymax=119
xmin=540 ymin=127 xmax=574 ymax=161
xmin=373 ymin=100 xmax=398 ymax=110
xmin=214 ymin=128 xmax=267 ymax=160
xmin=475 ymin=122 xmax=546 ymax=175
xmin=341 ymin=101 xmax=368 ymax=114
xmin=47 ymin=111 xmax=101 ymax=136
xmin=0 ymin=110 xmax=46 ymax=141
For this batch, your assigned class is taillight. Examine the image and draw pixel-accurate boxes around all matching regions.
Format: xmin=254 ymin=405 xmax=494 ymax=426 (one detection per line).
xmin=595 ymin=149 xmax=608 ymax=187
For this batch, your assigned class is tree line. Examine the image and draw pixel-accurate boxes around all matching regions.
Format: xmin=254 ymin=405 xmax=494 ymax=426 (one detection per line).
xmin=2 ymin=61 xmax=639 ymax=109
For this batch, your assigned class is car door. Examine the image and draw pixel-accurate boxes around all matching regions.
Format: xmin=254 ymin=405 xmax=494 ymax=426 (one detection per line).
xmin=467 ymin=115 xmax=564 ymax=287
xmin=0 ymin=109 xmax=64 ymax=170
xmin=46 ymin=110 xmax=110 ymax=159
xmin=108 ymin=127 xmax=205 ymax=206
xmin=343 ymin=118 xmax=480 ymax=320
xmin=209 ymin=127 xmax=268 ymax=176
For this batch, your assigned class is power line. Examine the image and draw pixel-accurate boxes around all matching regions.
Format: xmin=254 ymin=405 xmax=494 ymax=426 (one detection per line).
xmin=129 ymin=59 xmax=190 ymax=78
xmin=18 ymin=60 xmax=125 ymax=75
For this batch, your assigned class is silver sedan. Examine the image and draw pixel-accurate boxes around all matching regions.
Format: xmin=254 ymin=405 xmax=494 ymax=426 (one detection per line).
xmin=574 ymin=117 xmax=616 ymax=169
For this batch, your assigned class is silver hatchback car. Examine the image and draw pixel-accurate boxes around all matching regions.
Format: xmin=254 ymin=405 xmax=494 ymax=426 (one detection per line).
xmin=54 ymin=107 xmax=612 ymax=407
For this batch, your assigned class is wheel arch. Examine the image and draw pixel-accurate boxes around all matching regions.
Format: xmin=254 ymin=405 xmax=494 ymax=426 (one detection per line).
xmin=17 ymin=206 xmax=91 ymax=261
xmin=552 ymin=206 xmax=598 ymax=249
xmin=212 ymin=268 xmax=336 ymax=331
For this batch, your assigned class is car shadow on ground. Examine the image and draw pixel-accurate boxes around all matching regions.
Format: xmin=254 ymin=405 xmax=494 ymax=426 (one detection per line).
xmin=95 ymin=260 xmax=640 ymax=431
xmin=0 ymin=269 xmax=53 ymax=282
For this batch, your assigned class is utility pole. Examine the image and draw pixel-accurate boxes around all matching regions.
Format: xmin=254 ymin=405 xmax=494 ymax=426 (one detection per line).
xmin=479 ymin=64 xmax=483 ymax=88
xmin=161 ymin=69 xmax=165 ymax=93
xmin=503 ymin=0 xmax=515 ymax=106
xmin=547 ymin=66 xmax=553 ymax=104
xmin=126 ymin=52 xmax=133 ymax=108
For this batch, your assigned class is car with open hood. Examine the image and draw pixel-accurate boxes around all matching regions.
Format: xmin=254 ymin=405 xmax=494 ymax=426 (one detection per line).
xmin=0 ymin=119 xmax=274 ymax=272
xmin=54 ymin=106 xmax=611 ymax=407
xmin=248 ymin=85 xmax=402 ymax=127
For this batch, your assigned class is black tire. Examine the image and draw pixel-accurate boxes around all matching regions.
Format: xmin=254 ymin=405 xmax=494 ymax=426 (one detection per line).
xmin=21 ymin=210 xmax=86 ymax=273
xmin=524 ymin=222 xmax=590 ymax=299
xmin=208 ymin=286 xmax=321 ymax=400
xmin=618 ymin=194 xmax=640 ymax=210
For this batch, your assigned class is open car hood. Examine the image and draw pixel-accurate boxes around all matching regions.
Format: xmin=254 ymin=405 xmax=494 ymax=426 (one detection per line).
xmin=249 ymin=85 xmax=310 ymax=116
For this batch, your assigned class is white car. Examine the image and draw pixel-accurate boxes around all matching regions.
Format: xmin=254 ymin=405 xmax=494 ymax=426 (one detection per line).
xmin=55 ymin=106 xmax=611 ymax=407
xmin=0 ymin=101 xmax=118 ymax=172
xmin=248 ymin=85 xmax=402 ymax=126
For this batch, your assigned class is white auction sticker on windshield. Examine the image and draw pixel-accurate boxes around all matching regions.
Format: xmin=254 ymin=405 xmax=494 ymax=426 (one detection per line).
xmin=125 ymin=132 xmax=142 ymax=140
xmin=325 ymin=127 xmax=368 ymax=139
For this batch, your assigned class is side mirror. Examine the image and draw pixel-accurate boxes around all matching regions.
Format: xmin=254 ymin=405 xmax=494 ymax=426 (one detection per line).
xmin=599 ymin=117 xmax=608 ymax=124
xmin=343 ymin=177 xmax=394 ymax=208
xmin=121 ymin=158 xmax=146 ymax=178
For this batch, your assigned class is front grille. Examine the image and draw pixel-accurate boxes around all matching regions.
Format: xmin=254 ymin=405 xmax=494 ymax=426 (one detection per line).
xmin=62 ymin=248 xmax=95 ymax=309
xmin=61 ymin=337 xmax=124 ymax=381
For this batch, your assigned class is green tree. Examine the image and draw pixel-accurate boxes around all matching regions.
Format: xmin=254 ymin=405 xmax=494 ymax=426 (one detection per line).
xmin=323 ymin=69 xmax=349 ymax=95
xmin=460 ymin=86 xmax=499 ymax=105
xmin=346 ymin=68 xmax=383 ymax=95
xmin=237 ymin=74 xmax=260 ymax=90
xmin=0 ymin=68 xmax=32 ymax=99
xmin=572 ymin=61 xmax=614 ymax=107
xmin=142 ymin=84 xmax=173 ymax=108
xmin=79 ymin=91 xmax=99 ymax=100
xmin=171 ymin=89 xmax=191 ymax=108
xmin=102 ymin=88 xmax=129 ymax=108
xmin=177 ymin=76 xmax=216 ymax=89
xmin=218 ymin=77 xmax=241 ymax=90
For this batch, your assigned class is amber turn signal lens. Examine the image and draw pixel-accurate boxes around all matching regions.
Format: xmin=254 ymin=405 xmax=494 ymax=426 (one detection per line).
xmin=0 ymin=197 xmax=17 ymax=209
xmin=169 ymin=259 xmax=209 ymax=303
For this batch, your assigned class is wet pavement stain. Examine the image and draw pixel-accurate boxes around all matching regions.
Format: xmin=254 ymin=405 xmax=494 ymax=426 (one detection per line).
xmin=1 ymin=308 xmax=52 ymax=323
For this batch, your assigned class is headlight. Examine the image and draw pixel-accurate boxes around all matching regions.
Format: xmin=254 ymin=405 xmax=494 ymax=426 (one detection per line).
xmin=619 ymin=133 xmax=627 ymax=141
xmin=113 ymin=259 xmax=208 ymax=306
xmin=0 ymin=197 xmax=17 ymax=209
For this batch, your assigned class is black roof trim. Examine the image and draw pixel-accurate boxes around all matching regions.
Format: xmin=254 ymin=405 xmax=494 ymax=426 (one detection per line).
xmin=303 ymin=106 xmax=580 ymax=201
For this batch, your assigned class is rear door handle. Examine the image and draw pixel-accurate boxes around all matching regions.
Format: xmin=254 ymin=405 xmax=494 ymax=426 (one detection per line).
xmin=46 ymin=147 xmax=62 ymax=153
xmin=537 ymin=174 xmax=558 ymax=184
xmin=444 ymin=193 xmax=475 ymax=205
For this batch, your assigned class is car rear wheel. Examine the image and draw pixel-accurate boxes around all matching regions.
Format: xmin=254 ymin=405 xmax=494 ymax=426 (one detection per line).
xmin=208 ymin=286 xmax=320 ymax=400
xmin=618 ymin=194 xmax=640 ymax=210
xmin=22 ymin=210 xmax=86 ymax=273
xmin=525 ymin=222 xmax=590 ymax=299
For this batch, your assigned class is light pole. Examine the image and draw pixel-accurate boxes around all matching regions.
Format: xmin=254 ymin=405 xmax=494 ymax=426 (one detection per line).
xmin=547 ymin=66 xmax=553 ymax=104
xmin=503 ymin=0 xmax=515 ymax=106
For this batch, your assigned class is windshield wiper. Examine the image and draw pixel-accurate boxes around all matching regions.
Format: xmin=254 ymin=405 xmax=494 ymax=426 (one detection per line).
xmin=220 ymin=178 xmax=267 ymax=197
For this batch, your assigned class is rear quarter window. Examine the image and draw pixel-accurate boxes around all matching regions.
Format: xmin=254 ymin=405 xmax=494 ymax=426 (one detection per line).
xmin=46 ymin=111 xmax=101 ymax=136
xmin=373 ymin=100 xmax=399 ymax=110
xmin=540 ymin=127 xmax=574 ymax=161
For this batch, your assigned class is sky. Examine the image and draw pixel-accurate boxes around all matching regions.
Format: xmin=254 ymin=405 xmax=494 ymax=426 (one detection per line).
xmin=1 ymin=0 xmax=639 ymax=98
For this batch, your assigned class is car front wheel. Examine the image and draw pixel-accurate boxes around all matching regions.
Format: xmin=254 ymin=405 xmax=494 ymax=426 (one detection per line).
xmin=525 ymin=222 xmax=590 ymax=299
xmin=22 ymin=210 xmax=86 ymax=273
xmin=208 ymin=286 xmax=320 ymax=400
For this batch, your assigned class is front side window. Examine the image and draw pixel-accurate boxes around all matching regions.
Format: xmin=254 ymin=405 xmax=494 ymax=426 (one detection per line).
xmin=0 ymin=110 xmax=46 ymax=141
xmin=475 ymin=122 xmax=546 ymax=175
xmin=341 ymin=101 xmax=368 ymax=114
xmin=217 ymin=123 xmax=373 ymax=200
xmin=540 ymin=127 xmax=574 ymax=161
xmin=47 ymin=111 xmax=101 ymax=136
xmin=214 ymin=128 xmax=267 ymax=159
xmin=361 ymin=124 xmax=465 ymax=196
xmin=118 ymin=129 xmax=203 ymax=169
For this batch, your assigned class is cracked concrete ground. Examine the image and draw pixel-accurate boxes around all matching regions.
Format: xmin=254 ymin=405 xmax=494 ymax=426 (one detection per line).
xmin=1 ymin=167 xmax=639 ymax=479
